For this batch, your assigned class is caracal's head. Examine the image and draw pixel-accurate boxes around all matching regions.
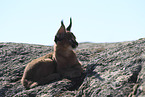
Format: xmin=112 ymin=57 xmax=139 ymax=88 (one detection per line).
xmin=54 ymin=18 xmax=78 ymax=49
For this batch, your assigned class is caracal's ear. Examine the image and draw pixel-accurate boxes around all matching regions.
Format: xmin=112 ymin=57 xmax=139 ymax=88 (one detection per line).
xmin=54 ymin=20 xmax=66 ymax=43
xmin=57 ymin=20 xmax=66 ymax=34
xmin=66 ymin=18 xmax=72 ymax=31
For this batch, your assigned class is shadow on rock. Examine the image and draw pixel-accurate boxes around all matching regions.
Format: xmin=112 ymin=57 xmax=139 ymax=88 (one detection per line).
xmin=66 ymin=72 xmax=86 ymax=91
xmin=86 ymin=63 xmax=105 ymax=81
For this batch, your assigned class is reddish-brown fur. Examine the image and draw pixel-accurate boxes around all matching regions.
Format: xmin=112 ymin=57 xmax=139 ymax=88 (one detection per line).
xmin=21 ymin=18 xmax=83 ymax=89
xmin=21 ymin=53 xmax=60 ymax=89
xmin=54 ymin=41 xmax=83 ymax=78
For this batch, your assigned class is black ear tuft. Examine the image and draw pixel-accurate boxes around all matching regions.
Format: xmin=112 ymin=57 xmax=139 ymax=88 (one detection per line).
xmin=61 ymin=20 xmax=65 ymax=27
xmin=54 ymin=19 xmax=67 ymax=43
xmin=66 ymin=18 xmax=72 ymax=31
xmin=57 ymin=20 xmax=66 ymax=34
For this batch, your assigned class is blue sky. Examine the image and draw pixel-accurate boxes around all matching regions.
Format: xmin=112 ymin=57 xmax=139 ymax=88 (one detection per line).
xmin=0 ymin=0 xmax=145 ymax=45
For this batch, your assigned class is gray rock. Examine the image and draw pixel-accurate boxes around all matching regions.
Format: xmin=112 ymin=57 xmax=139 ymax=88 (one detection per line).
xmin=0 ymin=38 xmax=145 ymax=97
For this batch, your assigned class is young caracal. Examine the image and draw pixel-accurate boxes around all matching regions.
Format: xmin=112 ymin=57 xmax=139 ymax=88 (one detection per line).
xmin=21 ymin=18 xmax=83 ymax=89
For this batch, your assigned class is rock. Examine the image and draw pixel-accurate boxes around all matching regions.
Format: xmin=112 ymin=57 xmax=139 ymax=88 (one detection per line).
xmin=0 ymin=38 xmax=145 ymax=96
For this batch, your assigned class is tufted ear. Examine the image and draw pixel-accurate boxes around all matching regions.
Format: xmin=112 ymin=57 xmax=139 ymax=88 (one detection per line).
xmin=54 ymin=20 xmax=66 ymax=43
xmin=58 ymin=20 xmax=66 ymax=34
xmin=66 ymin=18 xmax=72 ymax=31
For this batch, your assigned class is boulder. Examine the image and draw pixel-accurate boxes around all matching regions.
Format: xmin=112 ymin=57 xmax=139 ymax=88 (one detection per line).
xmin=0 ymin=38 xmax=145 ymax=96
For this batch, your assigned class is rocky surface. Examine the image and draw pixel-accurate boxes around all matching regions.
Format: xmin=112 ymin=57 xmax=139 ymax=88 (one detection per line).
xmin=0 ymin=38 xmax=145 ymax=97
